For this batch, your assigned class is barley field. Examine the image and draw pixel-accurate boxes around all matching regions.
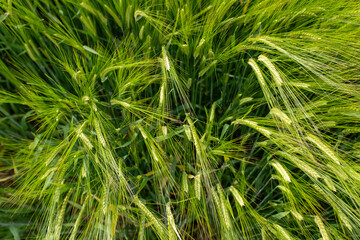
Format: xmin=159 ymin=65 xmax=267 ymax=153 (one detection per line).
xmin=1 ymin=0 xmax=360 ymax=239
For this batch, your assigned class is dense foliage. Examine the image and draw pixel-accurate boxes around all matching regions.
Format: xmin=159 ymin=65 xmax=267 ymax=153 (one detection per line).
xmin=1 ymin=0 xmax=360 ymax=239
